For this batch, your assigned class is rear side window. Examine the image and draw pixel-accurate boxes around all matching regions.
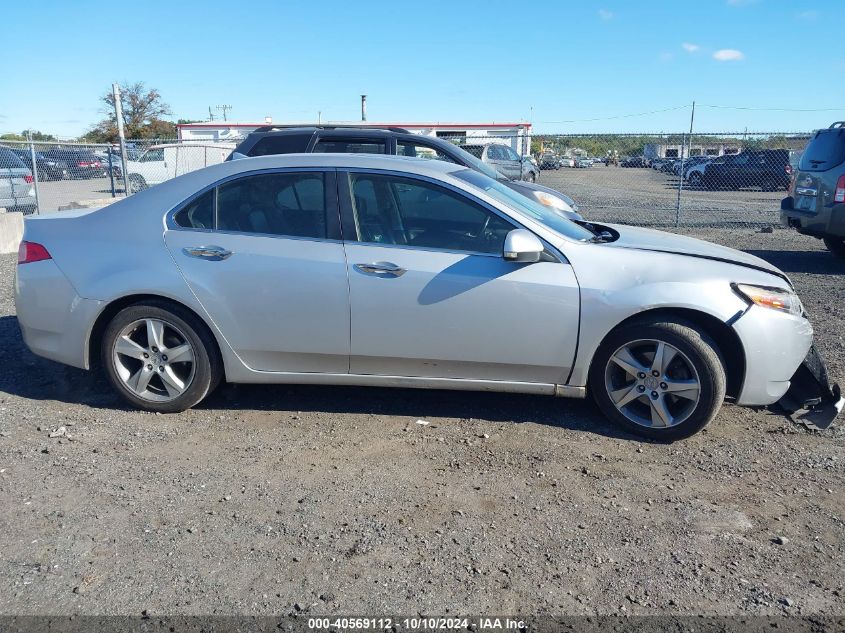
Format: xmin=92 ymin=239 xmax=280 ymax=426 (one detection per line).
xmin=799 ymin=128 xmax=845 ymax=172
xmin=216 ymin=172 xmax=327 ymax=238
xmin=0 ymin=148 xmax=27 ymax=169
xmin=313 ymin=139 xmax=386 ymax=154
xmin=248 ymin=134 xmax=311 ymax=157
xmin=174 ymin=190 xmax=214 ymax=229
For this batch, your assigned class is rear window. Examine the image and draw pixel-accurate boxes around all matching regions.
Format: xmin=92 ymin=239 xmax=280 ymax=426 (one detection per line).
xmin=799 ymin=128 xmax=845 ymax=172
xmin=248 ymin=134 xmax=311 ymax=157
xmin=0 ymin=148 xmax=27 ymax=169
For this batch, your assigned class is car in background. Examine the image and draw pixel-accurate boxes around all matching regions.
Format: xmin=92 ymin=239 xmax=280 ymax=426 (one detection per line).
xmin=574 ymin=156 xmax=593 ymax=168
xmin=559 ymin=157 xmax=576 ymax=168
xmin=4 ymin=146 xmax=69 ymax=181
xmin=0 ymin=147 xmax=37 ymax=213
xmin=229 ymin=126 xmax=583 ymax=220
xmin=701 ymin=149 xmax=792 ymax=191
xmin=126 ymin=143 xmax=235 ymax=192
xmin=621 ymin=156 xmax=650 ymax=168
xmin=672 ymin=155 xmax=712 ymax=178
xmin=660 ymin=159 xmax=679 ymax=174
xmin=539 ymin=152 xmax=560 ymax=169
xmin=460 ymin=143 xmax=526 ymax=181
xmin=651 ymin=158 xmax=670 ymax=171
xmin=781 ymin=122 xmax=845 ymax=258
xmin=521 ymin=155 xmax=539 ymax=182
xmin=42 ymin=149 xmax=105 ymax=179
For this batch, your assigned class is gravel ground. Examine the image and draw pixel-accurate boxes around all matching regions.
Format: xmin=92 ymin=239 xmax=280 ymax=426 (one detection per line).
xmin=0 ymin=226 xmax=843 ymax=618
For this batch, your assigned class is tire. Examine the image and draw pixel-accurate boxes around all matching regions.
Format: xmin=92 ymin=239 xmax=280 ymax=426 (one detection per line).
xmin=101 ymin=301 xmax=222 ymax=413
xmin=529 ymin=172 xmax=536 ymax=183
xmin=129 ymin=174 xmax=147 ymax=194
xmin=688 ymin=172 xmax=702 ymax=187
xmin=824 ymin=236 xmax=845 ymax=259
xmin=589 ymin=318 xmax=726 ymax=441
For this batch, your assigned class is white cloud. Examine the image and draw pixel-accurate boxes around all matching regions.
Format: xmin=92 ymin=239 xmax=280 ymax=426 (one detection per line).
xmin=598 ymin=8 xmax=614 ymax=20
xmin=682 ymin=42 xmax=700 ymax=53
xmin=713 ymin=49 xmax=744 ymax=61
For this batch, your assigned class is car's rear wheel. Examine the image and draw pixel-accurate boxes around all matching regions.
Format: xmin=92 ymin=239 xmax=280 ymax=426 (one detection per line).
xmin=589 ymin=318 xmax=726 ymax=440
xmin=528 ymin=172 xmax=536 ymax=183
xmin=824 ymin=236 xmax=845 ymax=259
xmin=101 ymin=302 xmax=222 ymax=413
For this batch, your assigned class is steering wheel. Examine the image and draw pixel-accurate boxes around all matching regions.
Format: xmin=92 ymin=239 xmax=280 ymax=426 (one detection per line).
xmin=472 ymin=213 xmax=491 ymax=246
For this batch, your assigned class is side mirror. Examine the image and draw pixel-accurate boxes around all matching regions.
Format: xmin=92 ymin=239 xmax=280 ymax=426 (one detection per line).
xmin=503 ymin=229 xmax=543 ymax=263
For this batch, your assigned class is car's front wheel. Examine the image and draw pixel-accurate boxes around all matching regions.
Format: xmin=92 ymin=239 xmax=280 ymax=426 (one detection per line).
xmin=101 ymin=301 xmax=222 ymax=413
xmin=824 ymin=236 xmax=845 ymax=259
xmin=129 ymin=174 xmax=147 ymax=193
xmin=589 ymin=318 xmax=726 ymax=440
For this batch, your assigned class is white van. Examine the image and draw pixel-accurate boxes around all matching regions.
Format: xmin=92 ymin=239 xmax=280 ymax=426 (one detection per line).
xmin=127 ymin=143 xmax=235 ymax=192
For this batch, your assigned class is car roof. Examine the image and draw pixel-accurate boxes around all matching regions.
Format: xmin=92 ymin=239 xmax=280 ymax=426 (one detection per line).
xmin=230 ymin=152 xmax=466 ymax=174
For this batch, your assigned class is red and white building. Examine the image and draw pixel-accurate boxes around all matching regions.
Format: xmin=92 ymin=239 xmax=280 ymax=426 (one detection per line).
xmin=176 ymin=121 xmax=533 ymax=156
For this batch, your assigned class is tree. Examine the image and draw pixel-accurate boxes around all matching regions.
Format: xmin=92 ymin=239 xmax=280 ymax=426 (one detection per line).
xmin=0 ymin=130 xmax=56 ymax=142
xmin=83 ymin=82 xmax=176 ymax=142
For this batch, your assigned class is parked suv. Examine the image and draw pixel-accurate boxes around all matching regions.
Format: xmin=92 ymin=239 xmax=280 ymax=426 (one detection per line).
xmin=781 ymin=122 xmax=845 ymax=258
xmin=702 ymin=149 xmax=792 ymax=191
xmin=229 ymin=126 xmax=582 ymax=220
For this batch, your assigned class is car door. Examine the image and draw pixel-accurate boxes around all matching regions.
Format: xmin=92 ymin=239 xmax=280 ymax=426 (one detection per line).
xmin=339 ymin=170 xmax=580 ymax=384
xmin=500 ymin=145 xmax=524 ymax=180
xmin=164 ymin=168 xmax=351 ymax=373
xmin=132 ymin=147 xmax=170 ymax=185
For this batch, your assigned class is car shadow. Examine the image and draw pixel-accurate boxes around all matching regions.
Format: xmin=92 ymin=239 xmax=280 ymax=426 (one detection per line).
xmin=743 ymin=249 xmax=845 ymax=275
xmin=0 ymin=315 xmax=638 ymax=442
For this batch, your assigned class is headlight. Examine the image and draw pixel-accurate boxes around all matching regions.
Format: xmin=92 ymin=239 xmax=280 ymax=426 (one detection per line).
xmin=733 ymin=283 xmax=803 ymax=317
xmin=531 ymin=190 xmax=572 ymax=212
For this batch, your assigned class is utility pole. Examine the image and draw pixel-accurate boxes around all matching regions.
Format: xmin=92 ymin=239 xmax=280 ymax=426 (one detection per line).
xmin=674 ymin=100 xmax=695 ymax=227
xmin=208 ymin=106 xmax=216 ymax=121
xmin=215 ymin=105 xmax=232 ymax=121
xmin=361 ymin=95 xmax=367 ymax=122
xmin=112 ymin=83 xmax=130 ymax=196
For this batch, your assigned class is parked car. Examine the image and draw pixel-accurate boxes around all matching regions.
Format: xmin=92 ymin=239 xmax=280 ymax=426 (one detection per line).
xmin=539 ymin=152 xmax=560 ymax=169
xmin=459 ymin=143 xmax=526 ymax=181
xmin=41 ymin=149 xmax=105 ymax=179
xmin=621 ymin=156 xmax=649 ymax=168
xmin=781 ymin=122 xmax=845 ymax=258
xmin=660 ymin=159 xmax=679 ymax=174
xmin=574 ymin=156 xmax=593 ymax=168
xmin=521 ymin=155 xmax=539 ymax=182
xmin=0 ymin=147 xmax=37 ymax=213
xmin=126 ymin=143 xmax=235 ymax=192
xmin=229 ymin=126 xmax=582 ymax=220
xmin=560 ymin=157 xmax=576 ymax=168
xmin=675 ymin=155 xmax=712 ymax=179
xmin=701 ymin=149 xmax=792 ymax=191
xmin=15 ymin=154 xmax=841 ymax=438
xmin=4 ymin=146 xmax=69 ymax=181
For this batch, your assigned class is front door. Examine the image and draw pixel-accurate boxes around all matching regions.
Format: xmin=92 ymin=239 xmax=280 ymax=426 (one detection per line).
xmin=341 ymin=171 xmax=580 ymax=384
xmin=164 ymin=169 xmax=350 ymax=373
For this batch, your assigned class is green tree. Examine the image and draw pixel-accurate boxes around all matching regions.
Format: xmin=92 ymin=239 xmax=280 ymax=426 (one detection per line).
xmin=83 ymin=82 xmax=176 ymax=142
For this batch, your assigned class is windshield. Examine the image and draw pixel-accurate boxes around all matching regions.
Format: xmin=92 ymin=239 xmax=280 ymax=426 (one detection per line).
xmin=453 ymin=169 xmax=594 ymax=241
xmin=439 ymin=143 xmax=500 ymax=179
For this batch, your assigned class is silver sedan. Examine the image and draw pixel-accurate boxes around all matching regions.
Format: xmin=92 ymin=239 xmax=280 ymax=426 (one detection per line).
xmin=14 ymin=154 xmax=841 ymax=439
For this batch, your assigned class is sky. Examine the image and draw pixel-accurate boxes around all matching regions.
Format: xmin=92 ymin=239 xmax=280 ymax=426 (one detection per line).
xmin=2 ymin=0 xmax=843 ymax=138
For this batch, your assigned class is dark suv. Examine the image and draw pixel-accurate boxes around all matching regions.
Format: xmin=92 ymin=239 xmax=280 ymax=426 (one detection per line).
xmin=229 ymin=126 xmax=582 ymax=220
xmin=781 ymin=122 xmax=845 ymax=258
xmin=702 ymin=149 xmax=792 ymax=191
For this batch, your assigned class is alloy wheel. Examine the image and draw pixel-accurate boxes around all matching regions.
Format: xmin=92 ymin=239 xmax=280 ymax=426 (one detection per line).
xmin=112 ymin=318 xmax=196 ymax=402
xmin=604 ymin=339 xmax=701 ymax=429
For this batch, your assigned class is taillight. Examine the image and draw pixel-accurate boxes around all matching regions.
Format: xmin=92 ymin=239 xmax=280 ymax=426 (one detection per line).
xmin=24 ymin=175 xmax=33 ymax=184
xmin=835 ymin=174 xmax=845 ymax=203
xmin=785 ymin=164 xmax=793 ymax=176
xmin=77 ymin=161 xmax=90 ymax=167
xmin=17 ymin=241 xmax=52 ymax=265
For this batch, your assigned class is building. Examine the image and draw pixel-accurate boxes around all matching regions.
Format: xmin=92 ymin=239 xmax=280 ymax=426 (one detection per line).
xmin=643 ymin=141 xmax=741 ymax=160
xmin=177 ymin=121 xmax=533 ymax=156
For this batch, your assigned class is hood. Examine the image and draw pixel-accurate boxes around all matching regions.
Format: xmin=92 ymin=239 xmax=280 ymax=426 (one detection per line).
xmin=603 ymin=223 xmax=790 ymax=285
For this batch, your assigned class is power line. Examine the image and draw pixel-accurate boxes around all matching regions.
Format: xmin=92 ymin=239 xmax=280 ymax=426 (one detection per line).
xmin=538 ymin=105 xmax=689 ymax=124
xmin=699 ymin=104 xmax=845 ymax=112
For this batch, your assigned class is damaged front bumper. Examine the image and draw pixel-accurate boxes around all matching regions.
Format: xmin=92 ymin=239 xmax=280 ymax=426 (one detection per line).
xmin=777 ymin=345 xmax=844 ymax=430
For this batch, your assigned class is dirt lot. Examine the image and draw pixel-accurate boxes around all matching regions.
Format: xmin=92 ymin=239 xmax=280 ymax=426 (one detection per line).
xmin=0 ymin=227 xmax=843 ymax=619
xmin=539 ymin=164 xmax=785 ymax=227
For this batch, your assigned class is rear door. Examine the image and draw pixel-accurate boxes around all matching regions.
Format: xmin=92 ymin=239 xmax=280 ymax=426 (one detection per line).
xmin=164 ymin=168 xmax=351 ymax=373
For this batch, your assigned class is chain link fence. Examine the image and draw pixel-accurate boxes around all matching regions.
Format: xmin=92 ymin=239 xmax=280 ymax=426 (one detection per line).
xmin=1 ymin=130 xmax=810 ymax=230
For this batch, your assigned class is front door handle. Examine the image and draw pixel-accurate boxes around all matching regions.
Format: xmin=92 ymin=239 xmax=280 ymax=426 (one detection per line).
xmin=354 ymin=262 xmax=406 ymax=277
xmin=183 ymin=245 xmax=232 ymax=261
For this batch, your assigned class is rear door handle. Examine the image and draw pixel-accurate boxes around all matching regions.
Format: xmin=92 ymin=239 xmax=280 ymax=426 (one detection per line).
xmin=354 ymin=262 xmax=406 ymax=277
xmin=183 ymin=245 xmax=232 ymax=261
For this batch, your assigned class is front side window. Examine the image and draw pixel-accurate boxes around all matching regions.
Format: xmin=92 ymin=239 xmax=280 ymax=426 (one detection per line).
xmin=397 ymin=141 xmax=456 ymax=163
xmin=487 ymin=146 xmax=503 ymax=160
xmin=501 ymin=146 xmax=520 ymax=161
xmin=140 ymin=148 xmax=164 ymax=162
xmin=173 ymin=172 xmax=327 ymax=239
xmin=349 ymin=173 xmax=513 ymax=254
xmin=313 ymin=139 xmax=386 ymax=154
